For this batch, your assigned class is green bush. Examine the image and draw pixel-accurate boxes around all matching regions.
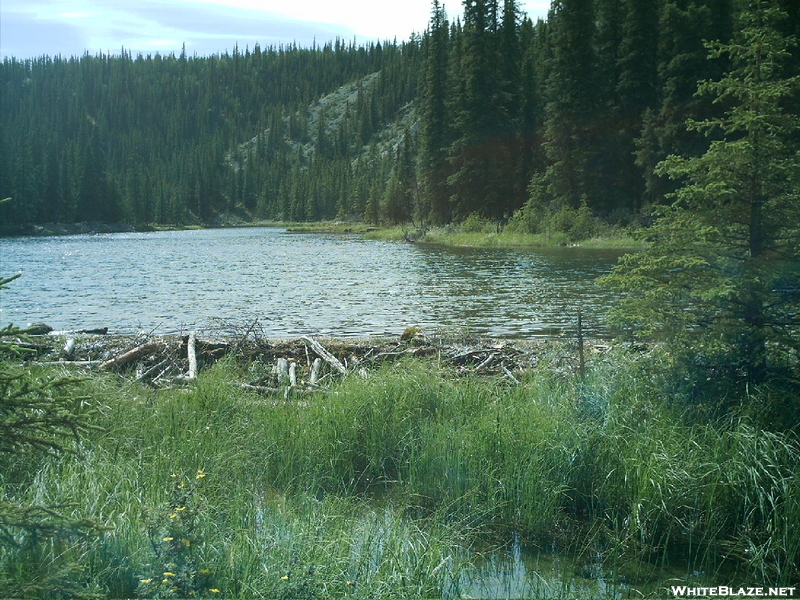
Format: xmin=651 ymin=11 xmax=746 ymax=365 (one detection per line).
xmin=459 ymin=212 xmax=497 ymax=233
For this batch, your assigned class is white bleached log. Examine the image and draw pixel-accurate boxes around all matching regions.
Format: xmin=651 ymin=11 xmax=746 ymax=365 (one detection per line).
xmin=276 ymin=358 xmax=290 ymax=385
xmin=186 ymin=332 xmax=198 ymax=380
xmin=301 ymin=336 xmax=347 ymax=375
xmin=309 ymin=357 xmax=322 ymax=385
xmin=100 ymin=342 xmax=161 ymax=370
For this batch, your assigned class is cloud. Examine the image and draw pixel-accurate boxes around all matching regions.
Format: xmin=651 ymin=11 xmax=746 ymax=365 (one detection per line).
xmin=1 ymin=0 xmax=553 ymax=60
xmin=2 ymin=0 xmax=357 ymax=58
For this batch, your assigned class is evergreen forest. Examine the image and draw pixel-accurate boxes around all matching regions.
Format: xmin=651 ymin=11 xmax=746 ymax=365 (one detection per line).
xmin=2 ymin=0 xmax=798 ymax=233
xmin=3 ymin=1 xmax=800 ymax=595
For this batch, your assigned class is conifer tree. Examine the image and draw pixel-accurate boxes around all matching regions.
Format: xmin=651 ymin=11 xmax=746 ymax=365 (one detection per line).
xmin=538 ymin=0 xmax=602 ymax=213
xmin=0 ymin=272 xmax=103 ymax=597
xmin=612 ymin=0 xmax=660 ymax=214
xmin=603 ymin=0 xmax=800 ymax=388
xmin=636 ymin=0 xmax=734 ymax=207
xmin=383 ymin=130 xmax=416 ymax=224
xmin=447 ymin=0 xmax=507 ymax=220
xmin=418 ymin=0 xmax=452 ymax=224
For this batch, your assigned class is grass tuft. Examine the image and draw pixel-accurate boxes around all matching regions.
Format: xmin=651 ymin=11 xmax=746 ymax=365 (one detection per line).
xmin=2 ymin=349 xmax=798 ymax=597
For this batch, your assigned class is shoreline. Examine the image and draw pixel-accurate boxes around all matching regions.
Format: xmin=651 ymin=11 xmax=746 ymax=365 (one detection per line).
xmin=2 ymin=219 xmax=643 ymax=251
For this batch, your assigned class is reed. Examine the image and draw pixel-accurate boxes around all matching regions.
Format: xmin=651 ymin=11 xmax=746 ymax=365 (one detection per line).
xmin=2 ymin=349 xmax=798 ymax=597
xmin=363 ymin=225 xmax=643 ymax=250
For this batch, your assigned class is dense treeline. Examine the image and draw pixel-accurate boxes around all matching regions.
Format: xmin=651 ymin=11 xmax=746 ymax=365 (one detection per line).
xmin=1 ymin=0 xmax=798 ymax=231
xmin=0 ymin=40 xmax=419 ymax=227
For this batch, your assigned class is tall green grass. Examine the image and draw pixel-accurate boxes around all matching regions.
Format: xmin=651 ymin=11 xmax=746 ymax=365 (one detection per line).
xmin=363 ymin=225 xmax=643 ymax=249
xmin=1 ymin=350 xmax=798 ymax=597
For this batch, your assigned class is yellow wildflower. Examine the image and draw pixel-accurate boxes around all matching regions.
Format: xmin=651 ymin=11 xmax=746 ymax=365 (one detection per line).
xmin=162 ymin=579 xmax=170 ymax=584
xmin=281 ymin=575 xmax=290 ymax=581
xmin=169 ymin=513 xmax=178 ymax=519
xmin=140 ymin=578 xmax=153 ymax=584
xmin=347 ymin=581 xmax=355 ymax=586
xmin=170 ymin=472 xmax=178 ymax=478
xmin=176 ymin=506 xmax=186 ymax=511
xmin=163 ymin=537 xmax=174 ymax=542
xmin=196 ymin=469 xmax=206 ymax=479
xmin=210 ymin=589 xmax=220 ymax=594
xmin=163 ymin=571 xmax=176 ymax=577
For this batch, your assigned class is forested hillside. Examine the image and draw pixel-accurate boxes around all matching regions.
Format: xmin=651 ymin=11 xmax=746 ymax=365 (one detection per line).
xmin=1 ymin=0 xmax=798 ymax=232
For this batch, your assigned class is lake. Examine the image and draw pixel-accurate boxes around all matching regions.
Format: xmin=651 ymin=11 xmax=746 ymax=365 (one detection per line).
xmin=0 ymin=227 xmax=624 ymax=338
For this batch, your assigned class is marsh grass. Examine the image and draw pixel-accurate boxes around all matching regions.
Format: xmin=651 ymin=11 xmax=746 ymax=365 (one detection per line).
xmin=1 ymin=350 xmax=798 ymax=597
xmin=362 ymin=225 xmax=643 ymax=250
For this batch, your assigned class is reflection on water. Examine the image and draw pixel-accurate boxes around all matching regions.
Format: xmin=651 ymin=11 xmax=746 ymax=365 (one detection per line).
xmin=451 ymin=534 xmax=698 ymax=599
xmin=0 ymin=227 xmax=625 ymax=338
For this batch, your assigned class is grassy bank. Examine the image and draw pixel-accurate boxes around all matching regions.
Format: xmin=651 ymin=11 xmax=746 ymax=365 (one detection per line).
xmin=4 ymin=218 xmax=642 ymax=250
xmin=363 ymin=226 xmax=643 ymax=250
xmin=280 ymin=220 xmax=641 ymax=249
xmin=277 ymin=219 xmax=643 ymax=249
xmin=2 ymin=343 xmax=798 ymax=598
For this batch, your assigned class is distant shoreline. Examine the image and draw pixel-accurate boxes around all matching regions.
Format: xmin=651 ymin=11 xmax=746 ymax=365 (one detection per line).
xmin=1 ymin=219 xmax=643 ymax=251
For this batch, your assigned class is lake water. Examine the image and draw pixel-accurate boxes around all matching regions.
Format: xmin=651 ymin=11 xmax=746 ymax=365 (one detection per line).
xmin=0 ymin=227 xmax=624 ymax=338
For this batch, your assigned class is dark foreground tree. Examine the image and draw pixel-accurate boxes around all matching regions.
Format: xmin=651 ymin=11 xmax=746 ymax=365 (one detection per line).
xmin=0 ymin=273 xmax=104 ymax=598
xmin=601 ymin=0 xmax=800 ymax=393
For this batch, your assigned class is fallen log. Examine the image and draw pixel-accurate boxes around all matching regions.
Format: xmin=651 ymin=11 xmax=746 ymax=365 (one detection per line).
xmin=241 ymin=383 xmax=280 ymax=394
xmin=241 ymin=382 xmax=318 ymax=396
xmin=276 ymin=358 xmax=291 ymax=385
xmin=137 ymin=358 xmax=171 ymax=382
xmin=475 ymin=353 xmax=497 ymax=371
xmin=35 ymin=360 xmax=101 ymax=367
xmin=309 ymin=357 xmax=322 ymax=385
xmin=502 ymin=365 xmax=521 ymax=384
xmin=301 ymin=336 xmax=347 ymax=375
xmin=448 ymin=349 xmax=488 ymax=364
xmin=186 ymin=332 xmax=198 ymax=380
xmin=100 ymin=342 xmax=161 ymax=370
xmin=80 ymin=327 xmax=109 ymax=335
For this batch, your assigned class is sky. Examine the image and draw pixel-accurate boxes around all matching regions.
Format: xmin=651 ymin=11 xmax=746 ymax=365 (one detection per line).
xmin=1 ymin=0 xmax=552 ymax=60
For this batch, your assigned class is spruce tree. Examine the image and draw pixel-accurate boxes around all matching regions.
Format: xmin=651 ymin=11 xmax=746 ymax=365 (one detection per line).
xmin=447 ymin=0 xmax=504 ymax=220
xmin=602 ymin=0 xmax=800 ymax=390
xmin=613 ymin=0 xmax=660 ymax=215
xmin=635 ymin=0 xmax=734 ymax=207
xmin=418 ymin=0 xmax=452 ymax=224
xmin=538 ymin=0 xmax=602 ymax=213
xmin=0 ymin=273 xmax=103 ymax=597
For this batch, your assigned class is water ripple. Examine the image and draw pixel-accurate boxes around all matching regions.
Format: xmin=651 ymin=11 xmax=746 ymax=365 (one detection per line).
xmin=0 ymin=228 xmax=624 ymax=338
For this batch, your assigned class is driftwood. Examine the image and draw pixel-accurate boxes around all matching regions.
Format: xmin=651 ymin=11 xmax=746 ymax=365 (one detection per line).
xmin=137 ymin=358 xmax=170 ymax=382
xmin=309 ymin=358 xmax=322 ymax=385
xmin=276 ymin=358 xmax=291 ymax=385
xmin=29 ymin=326 xmax=609 ymax=394
xmin=502 ymin=365 xmax=520 ymax=384
xmin=186 ymin=332 xmax=198 ymax=380
xmin=36 ymin=360 xmax=101 ymax=367
xmin=241 ymin=383 xmax=280 ymax=394
xmin=475 ymin=353 xmax=497 ymax=371
xmin=100 ymin=342 xmax=162 ymax=370
xmin=301 ymin=336 xmax=347 ymax=375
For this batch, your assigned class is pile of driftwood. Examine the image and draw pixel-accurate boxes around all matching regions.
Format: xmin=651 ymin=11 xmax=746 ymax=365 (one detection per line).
xmin=22 ymin=326 xmax=609 ymax=396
